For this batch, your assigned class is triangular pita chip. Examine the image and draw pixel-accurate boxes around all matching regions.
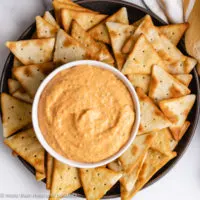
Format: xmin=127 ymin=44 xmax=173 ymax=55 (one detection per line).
xmin=54 ymin=29 xmax=91 ymax=64
xmin=88 ymin=7 xmax=129 ymax=44
xmin=36 ymin=16 xmax=58 ymax=38
xmin=4 ymin=128 xmax=45 ymax=173
xmin=13 ymin=62 xmax=55 ymax=97
xmin=106 ymin=22 xmax=135 ymax=70
xmin=61 ymin=8 xmax=106 ymax=32
xmin=71 ymin=20 xmax=114 ymax=64
xmin=124 ymin=149 xmax=176 ymax=199
xmin=6 ymin=38 xmax=55 ymax=65
xmin=13 ymin=56 xmax=22 ymax=67
xmin=120 ymin=152 xmax=147 ymax=199
xmin=132 ymin=17 xmax=145 ymax=27
xmin=119 ymin=133 xmax=156 ymax=173
xmin=46 ymin=153 xmax=54 ymax=190
xmin=1 ymin=93 xmax=32 ymax=137
xmin=136 ymin=87 xmax=171 ymax=134
xmin=122 ymin=34 xmax=165 ymax=75
xmin=158 ymin=23 xmax=189 ymax=45
xmin=149 ymin=65 xmax=191 ymax=102
xmin=159 ymin=95 xmax=195 ymax=140
xmin=8 ymin=79 xmax=21 ymax=94
xmin=12 ymin=89 xmax=33 ymax=104
xmin=173 ymin=74 xmax=193 ymax=86
xmin=127 ymin=74 xmax=150 ymax=94
xmin=36 ymin=171 xmax=46 ymax=181
xmin=43 ymin=11 xmax=59 ymax=29
xmin=80 ymin=168 xmax=122 ymax=200
xmin=151 ymin=128 xmax=172 ymax=155
xmin=49 ymin=159 xmax=81 ymax=199
xmin=107 ymin=160 xmax=123 ymax=172
xmin=53 ymin=1 xmax=96 ymax=25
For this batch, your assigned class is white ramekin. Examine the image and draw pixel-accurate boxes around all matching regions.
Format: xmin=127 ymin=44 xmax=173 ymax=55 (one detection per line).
xmin=32 ymin=60 xmax=140 ymax=168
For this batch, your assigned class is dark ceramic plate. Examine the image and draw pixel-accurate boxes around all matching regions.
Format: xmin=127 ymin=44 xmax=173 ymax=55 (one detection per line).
xmin=0 ymin=0 xmax=199 ymax=198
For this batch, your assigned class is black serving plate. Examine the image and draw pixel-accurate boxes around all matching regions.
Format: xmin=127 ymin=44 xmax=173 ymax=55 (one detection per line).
xmin=0 ymin=0 xmax=200 ymax=198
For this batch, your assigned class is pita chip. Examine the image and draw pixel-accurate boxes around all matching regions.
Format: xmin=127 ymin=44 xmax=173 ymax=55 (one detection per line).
xmin=5 ymin=38 xmax=55 ymax=65
xmin=151 ymin=128 xmax=172 ymax=155
xmin=107 ymin=160 xmax=123 ymax=172
xmin=136 ymin=87 xmax=171 ymax=134
xmin=13 ymin=56 xmax=22 ymax=68
xmin=53 ymin=1 xmax=96 ymax=25
xmin=120 ymin=152 xmax=147 ymax=200
xmin=43 ymin=11 xmax=59 ymax=29
xmin=46 ymin=153 xmax=54 ymax=190
xmin=127 ymin=74 xmax=150 ymax=94
xmin=13 ymin=62 xmax=55 ymax=97
xmin=71 ymin=20 xmax=114 ymax=64
xmin=8 ymin=79 xmax=21 ymax=94
xmin=106 ymin=22 xmax=135 ymax=70
xmin=61 ymin=9 xmax=106 ymax=33
xmin=88 ymin=7 xmax=129 ymax=44
xmin=159 ymin=95 xmax=195 ymax=140
xmin=1 ymin=93 xmax=32 ymax=137
xmin=149 ymin=65 xmax=191 ymax=102
xmin=125 ymin=149 xmax=176 ymax=199
xmin=158 ymin=23 xmax=189 ymax=46
xmin=4 ymin=128 xmax=45 ymax=173
xmin=12 ymin=89 xmax=33 ymax=104
xmin=173 ymin=74 xmax=193 ymax=87
xmin=36 ymin=16 xmax=58 ymax=39
xmin=119 ymin=133 xmax=156 ymax=173
xmin=54 ymin=29 xmax=91 ymax=64
xmin=80 ymin=168 xmax=122 ymax=200
xmin=49 ymin=159 xmax=81 ymax=199
xmin=122 ymin=34 xmax=165 ymax=75
xmin=36 ymin=171 xmax=46 ymax=181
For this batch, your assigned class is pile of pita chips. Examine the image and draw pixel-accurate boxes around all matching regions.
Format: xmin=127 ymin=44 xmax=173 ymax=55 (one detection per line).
xmin=2 ymin=1 xmax=197 ymax=199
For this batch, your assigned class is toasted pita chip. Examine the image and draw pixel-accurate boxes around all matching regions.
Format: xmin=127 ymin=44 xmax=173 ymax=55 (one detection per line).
xmin=173 ymin=74 xmax=193 ymax=86
xmin=127 ymin=74 xmax=150 ymax=94
xmin=4 ymin=128 xmax=45 ymax=173
xmin=88 ymin=7 xmax=129 ymax=44
xmin=158 ymin=23 xmax=189 ymax=46
xmin=49 ymin=159 xmax=81 ymax=199
xmin=43 ymin=11 xmax=59 ymax=29
xmin=119 ymin=133 xmax=156 ymax=173
xmin=36 ymin=171 xmax=46 ymax=181
xmin=1 ymin=93 xmax=32 ymax=137
xmin=159 ymin=95 xmax=195 ymax=140
xmin=136 ymin=87 xmax=171 ymax=134
xmin=12 ymin=89 xmax=33 ymax=104
xmin=149 ymin=65 xmax=191 ymax=102
xmin=80 ymin=168 xmax=122 ymax=200
xmin=13 ymin=57 xmax=22 ymax=68
xmin=151 ymin=128 xmax=172 ymax=155
xmin=122 ymin=34 xmax=165 ymax=75
xmin=5 ymin=38 xmax=55 ymax=65
xmin=106 ymin=22 xmax=135 ymax=70
xmin=107 ymin=160 xmax=123 ymax=172
xmin=54 ymin=29 xmax=91 ymax=64
xmin=36 ymin=16 xmax=58 ymax=39
xmin=53 ymin=1 xmax=96 ymax=25
xmin=61 ymin=9 xmax=106 ymax=33
xmin=71 ymin=21 xmax=114 ymax=64
xmin=46 ymin=153 xmax=54 ymax=190
xmin=13 ymin=62 xmax=55 ymax=97
xmin=132 ymin=17 xmax=145 ymax=27
xmin=120 ymin=152 xmax=147 ymax=199
xmin=125 ymin=149 xmax=177 ymax=199
xmin=8 ymin=79 xmax=21 ymax=94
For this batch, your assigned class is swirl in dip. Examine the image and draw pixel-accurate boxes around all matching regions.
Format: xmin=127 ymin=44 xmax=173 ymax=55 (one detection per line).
xmin=38 ymin=65 xmax=135 ymax=163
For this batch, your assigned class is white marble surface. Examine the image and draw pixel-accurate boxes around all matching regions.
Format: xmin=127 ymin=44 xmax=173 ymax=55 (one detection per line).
xmin=0 ymin=0 xmax=200 ymax=200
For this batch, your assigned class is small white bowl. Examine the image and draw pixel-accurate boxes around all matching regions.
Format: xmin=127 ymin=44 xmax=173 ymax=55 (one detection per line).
xmin=32 ymin=60 xmax=140 ymax=168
